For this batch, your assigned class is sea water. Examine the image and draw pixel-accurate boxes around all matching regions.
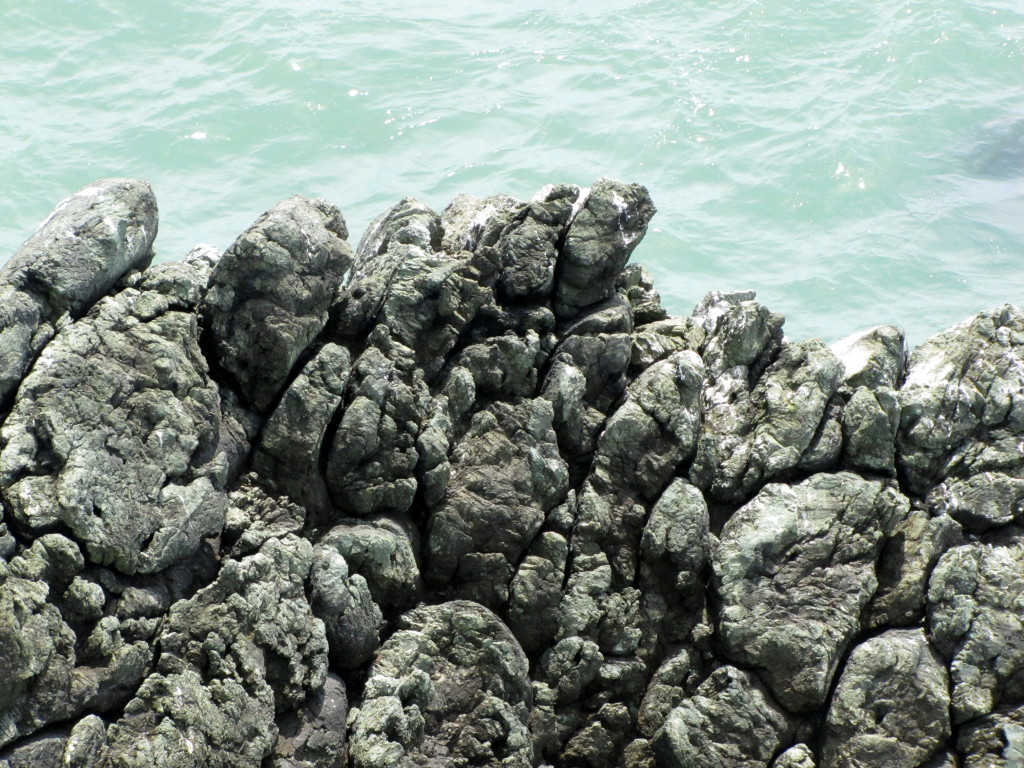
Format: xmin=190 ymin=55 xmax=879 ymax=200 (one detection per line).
xmin=2 ymin=0 xmax=1022 ymax=344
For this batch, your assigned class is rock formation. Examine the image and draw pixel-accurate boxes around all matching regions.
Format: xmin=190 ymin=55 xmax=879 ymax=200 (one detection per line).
xmin=1 ymin=177 xmax=1023 ymax=767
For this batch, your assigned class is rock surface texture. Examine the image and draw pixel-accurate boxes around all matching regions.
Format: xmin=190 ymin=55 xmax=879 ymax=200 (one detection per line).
xmin=1 ymin=177 xmax=1022 ymax=767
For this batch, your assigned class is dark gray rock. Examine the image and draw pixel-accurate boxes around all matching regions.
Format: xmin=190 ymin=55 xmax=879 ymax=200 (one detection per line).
xmin=541 ymin=319 xmax=632 ymax=457
xmin=652 ymin=666 xmax=795 ymax=768
xmin=507 ymin=531 xmax=569 ymax=653
xmin=830 ymin=324 xmax=906 ymax=391
xmin=101 ymin=535 xmax=327 ymax=767
xmin=270 ymin=672 xmax=347 ymax=768
xmin=1 ymin=178 xmax=157 ymax=318
xmin=5 ymin=180 xmax=1024 ymax=768
xmin=308 ymin=544 xmax=382 ymax=670
xmin=822 ymin=629 xmax=950 ymax=768
xmin=0 ymin=715 xmax=107 ymax=768
xmin=630 ymin=316 xmax=704 ymax=370
xmin=251 ymin=342 xmax=351 ymax=512
xmin=348 ymin=601 xmax=532 ymax=768
xmin=928 ymin=539 xmax=1024 ymax=723
xmin=772 ymin=744 xmax=817 ymax=768
xmin=927 ymin=472 xmax=1024 ymax=533
xmin=222 ymin=481 xmax=305 ymax=557
xmin=867 ymin=507 xmax=963 ymax=628
xmin=555 ymin=179 xmax=656 ymax=318
xmin=639 ymin=478 xmax=710 ymax=597
xmin=714 ymin=472 xmax=908 ymax=712
xmin=590 ymin=350 xmax=704 ymax=502
xmin=330 ymin=199 xmax=442 ymax=342
xmin=617 ymin=263 xmax=667 ymax=326
xmin=201 ymin=196 xmax=352 ymax=413
xmin=0 ymin=178 xmax=157 ymax=411
xmin=692 ymin=290 xmax=784 ymax=378
xmin=425 ymin=398 xmax=568 ymax=608
xmin=325 ymin=331 xmax=429 ymax=518
xmin=0 ymin=556 xmax=77 ymax=749
xmin=319 ymin=516 xmax=421 ymax=613
xmin=440 ymin=192 xmax=521 ymax=255
xmin=494 ymin=186 xmax=577 ymax=302
xmin=357 ymin=198 xmax=441 ymax=262
xmin=0 ymin=262 xmax=225 ymax=575
xmin=637 ymin=646 xmax=709 ymax=739
xmin=958 ymin=704 xmax=1024 ymax=768
xmin=897 ymin=305 xmax=1024 ymax=496
xmin=691 ymin=339 xmax=844 ymax=503
xmin=374 ymin=245 xmax=492 ymax=382
xmin=0 ymin=729 xmax=67 ymax=768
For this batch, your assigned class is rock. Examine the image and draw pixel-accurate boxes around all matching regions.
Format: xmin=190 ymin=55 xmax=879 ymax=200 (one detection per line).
xmin=1 ymin=178 xmax=157 ymax=318
xmin=637 ymin=646 xmax=709 ymax=739
xmin=0 ymin=286 xmax=49 ymax=412
xmin=101 ymin=535 xmax=328 ymax=766
xmin=713 ymin=472 xmax=908 ymax=712
xmin=495 ymin=186 xmax=577 ymax=301
xmin=0 ymin=559 xmax=76 ymax=749
xmin=958 ymin=704 xmax=1024 ymax=768
xmin=201 ymin=196 xmax=352 ymax=413
xmin=348 ymin=601 xmax=532 ymax=768
xmin=639 ymin=478 xmax=711 ymax=597
xmin=222 ymin=482 xmax=305 ymax=557
xmin=374 ymin=245 xmax=492 ymax=383
xmin=927 ymin=472 xmax=1024 ymax=533
xmin=507 ymin=531 xmax=569 ymax=653
xmin=330 ymin=199 xmax=442 ymax=342
xmin=0 ymin=263 xmax=225 ymax=575
xmin=357 ymin=198 xmax=441 ymax=262
xmin=541 ymin=319 xmax=632 ymax=458
xmin=841 ymin=386 xmax=900 ymax=475
xmin=897 ymin=305 xmax=1024 ymax=496
xmin=831 ymin=325 xmax=906 ymax=391
xmin=691 ymin=339 xmax=844 ymax=503
xmin=319 ymin=516 xmax=421 ymax=613
xmin=0 ymin=178 xmax=157 ymax=410
xmin=270 ymin=673 xmax=347 ymax=768
xmin=251 ymin=343 xmax=350 ymax=513
xmin=0 ymin=730 xmax=67 ymax=768
xmin=425 ymin=398 xmax=568 ymax=608
xmin=822 ymin=629 xmax=950 ymax=768
xmin=440 ymin=192 xmax=521 ymax=255
xmin=928 ymin=539 xmax=1024 ymax=722
xmin=308 ymin=545 xmax=382 ymax=670
xmin=652 ymin=666 xmax=795 ymax=768
xmin=555 ymin=179 xmax=656 ymax=318
xmin=591 ymin=350 xmax=704 ymax=502
xmin=325 ymin=331 xmax=429 ymax=517
xmin=630 ymin=316 xmax=704 ymax=371
xmin=5 ymin=179 xmax=1024 ymax=768
xmin=692 ymin=290 xmax=784 ymax=378
xmin=772 ymin=744 xmax=817 ymax=768
xmin=617 ymin=263 xmax=667 ymax=325
xmin=867 ymin=507 xmax=963 ymax=628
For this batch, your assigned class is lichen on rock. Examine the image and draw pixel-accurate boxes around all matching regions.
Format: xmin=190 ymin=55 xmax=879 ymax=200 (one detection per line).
xmin=1 ymin=177 xmax=1023 ymax=768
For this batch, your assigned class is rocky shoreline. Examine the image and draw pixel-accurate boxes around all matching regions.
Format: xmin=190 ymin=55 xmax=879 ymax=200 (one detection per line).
xmin=1 ymin=178 xmax=1022 ymax=768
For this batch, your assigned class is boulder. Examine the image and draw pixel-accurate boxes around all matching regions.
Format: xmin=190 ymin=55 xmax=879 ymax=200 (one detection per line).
xmin=0 ymin=261 xmax=225 ymax=575
xmin=201 ymin=196 xmax=352 ymax=413
xmin=652 ymin=666 xmax=795 ymax=768
xmin=928 ymin=538 xmax=1024 ymax=722
xmin=897 ymin=306 xmax=1024 ymax=496
xmin=713 ymin=472 xmax=908 ymax=712
xmin=554 ymin=180 xmax=656 ymax=318
xmin=822 ymin=629 xmax=951 ymax=768
xmin=347 ymin=601 xmax=532 ymax=768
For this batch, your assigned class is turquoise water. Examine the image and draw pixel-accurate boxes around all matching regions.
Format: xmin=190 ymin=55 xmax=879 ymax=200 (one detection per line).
xmin=2 ymin=0 xmax=1022 ymax=343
